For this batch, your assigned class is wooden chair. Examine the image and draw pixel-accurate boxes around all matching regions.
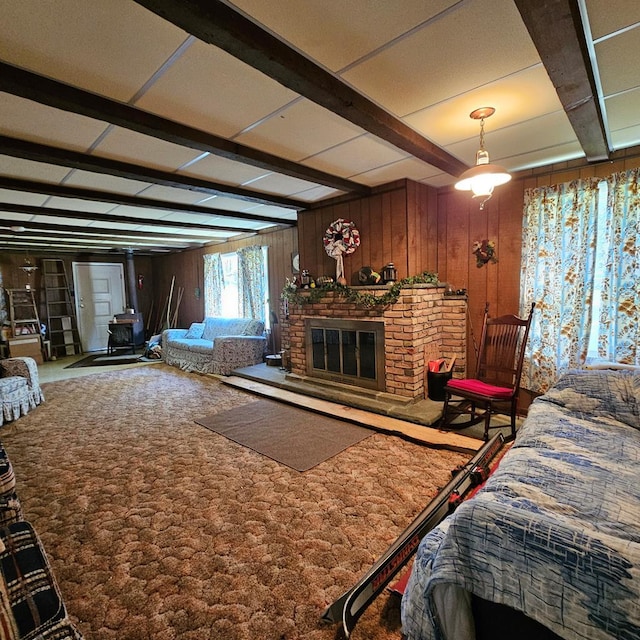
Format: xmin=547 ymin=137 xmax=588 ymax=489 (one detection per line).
xmin=440 ymin=302 xmax=535 ymax=441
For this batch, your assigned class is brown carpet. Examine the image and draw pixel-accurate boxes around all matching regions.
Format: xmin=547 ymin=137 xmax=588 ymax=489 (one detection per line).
xmin=196 ymin=400 xmax=373 ymax=471
xmin=0 ymin=364 xmax=469 ymax=640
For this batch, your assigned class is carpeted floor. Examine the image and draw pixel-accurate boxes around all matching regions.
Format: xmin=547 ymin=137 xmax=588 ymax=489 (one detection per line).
xmin=0 ymin=365 xmax=469 ymax=640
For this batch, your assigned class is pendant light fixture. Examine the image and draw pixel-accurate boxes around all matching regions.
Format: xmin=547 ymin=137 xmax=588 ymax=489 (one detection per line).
xmin=455 ymin=107 xmax=511 ymax=210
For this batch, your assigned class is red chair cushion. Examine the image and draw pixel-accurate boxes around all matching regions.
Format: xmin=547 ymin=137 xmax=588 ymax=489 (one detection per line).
xmin=447 ymin=378 xmax=514 ymax=399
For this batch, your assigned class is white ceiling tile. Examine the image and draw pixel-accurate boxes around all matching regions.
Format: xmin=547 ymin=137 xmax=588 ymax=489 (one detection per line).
xmin=0 ymin=156 xmax=70 ymax=183
xmin=585 ymin=0 xmax=640 ymax=40
xmin=235 ymin=99 xmax=364 ymax=161
xmin=196 ymin=196 xmax=261 ymax=212
xmin=503 ymin=142 xmax=586 ymax=173
xmin=446 ymin=111 xmax=579 ymax=172
xmin=0 ymin=94 xmax=108 ymax=152
xmin=341 ymin=0 xmax=540 ymax=117
xmin=0 ymin=212 xmax=33 ymax=223
xmin=181 ymin=154 xmax=269 ymax=186
xmin=0 ymin=0 xmax=189 ymax=102
xmin=134 ymin=185 xmax=212 ymax=205
xmin=355 ymin=157 xmax=439 ymax=185
xmin=304 ymin=135 xmax=408 ymax=177
xmin=291 ymin=186 xmax=343 ymax=202
xmin=64 ymin=171 xmax=152 ymax=194
xmin=30 ymin=215 xmax=89 ymax=227
xmin=228 ymin=0 xmax=458 ymax=72
xmin=239 ymin=204 xmax=298 ymax=220
xmin=610 ymin=124 xmax=640 ymax=151
xmin=43 ymin=197 xmax=115 ymax=214
xmin=135 ymin=39 xmax=298 ymax=138
xmin=605 ymin=88 xmax=640 ymax=134
xmin=418 ymin=173 xmax=456 ymax=189
xmin=595 ymin=30 xmax=640 ymax=96
xmin=244 ymin=173 xmax=322 ymax=197
xmin=404 ymin=65 xmax=566 ymax=147
xmin=92 ymin=127 xmax=201 ymax=172
xmin=0 ymin=189 xmax=48 ymax=207
xmin=101 ymin=205 xmax=173 ymax=221
xmin=134 ymin=224 xmax=234 ymax=239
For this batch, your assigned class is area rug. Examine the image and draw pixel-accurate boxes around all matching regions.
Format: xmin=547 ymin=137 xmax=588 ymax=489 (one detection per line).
xmin=64 ymin=351 xmax=161 ymax=368
xmin=196 ymin=399 xmax=373 ymax=471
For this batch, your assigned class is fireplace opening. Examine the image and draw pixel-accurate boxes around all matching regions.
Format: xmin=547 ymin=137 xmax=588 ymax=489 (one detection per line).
xmin=305 ymin=319 xmax=385 ymax=390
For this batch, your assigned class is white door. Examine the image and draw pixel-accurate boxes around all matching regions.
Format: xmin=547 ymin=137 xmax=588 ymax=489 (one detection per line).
xmin=73 ymin=262 xmax=126 ymax=352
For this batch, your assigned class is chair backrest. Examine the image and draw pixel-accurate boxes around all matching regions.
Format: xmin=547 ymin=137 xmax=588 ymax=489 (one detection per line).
xmin=475 ymin=302 xmax=535 ymax=392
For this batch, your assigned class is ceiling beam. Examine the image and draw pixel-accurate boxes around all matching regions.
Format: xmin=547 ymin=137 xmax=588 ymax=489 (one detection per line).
xmin=133 ymin=0 xmax=469 ymax=178
xmin=0 ymin=202 xmax=262 ymax=233
xmin=0 ymin=135 xmax=305 ymax=209
xmin=514 ymin=0 xmax=609 ymax=161
xmin=0 ymin=61 xmax=368 ymax=196
xmin=0 ymin=176 xmax=297 ymax=227
xmin=0 ymin=219 xmax=216 ymax=243
xmin=0 ymin=234 xmax=194 ymax=250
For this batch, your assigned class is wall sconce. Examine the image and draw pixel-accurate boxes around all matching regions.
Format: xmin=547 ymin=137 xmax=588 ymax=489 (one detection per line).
xmin=455 ymin=107 xmax=511 ymax=210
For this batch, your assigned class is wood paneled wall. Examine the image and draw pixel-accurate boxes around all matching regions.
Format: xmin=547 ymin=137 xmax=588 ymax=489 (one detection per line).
xmin=298 ymin=179 xmax=438 ymax=284
xmin=0 ymin=252 xmax=154 ymax=333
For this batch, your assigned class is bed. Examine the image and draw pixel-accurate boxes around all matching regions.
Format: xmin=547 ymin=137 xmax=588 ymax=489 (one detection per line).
xmin=401 ymin=368 xmax=640 ymax=640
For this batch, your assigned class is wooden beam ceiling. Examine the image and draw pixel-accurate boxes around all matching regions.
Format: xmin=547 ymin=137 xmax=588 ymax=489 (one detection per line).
xmin=0 ymin=135 xmax=305 ymax=209
xmin=0 ymin=202 xmax=262 ymax=233
xmin=0 ymin=177 xmax=297 ymax=227
xmin=0 ymin=218 xmax=211 ymax=243
xmin=133 ymin=0 xmax=469 ymax=178
xmin=514 ymin=0 xmax=610 ymax=162
xmin=0 ymin=61 xmax=368 ymax=197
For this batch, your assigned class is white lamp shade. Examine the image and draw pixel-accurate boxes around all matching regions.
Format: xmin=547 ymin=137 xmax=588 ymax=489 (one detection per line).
xmin=454 ymin=163 xmax=512 ymax=195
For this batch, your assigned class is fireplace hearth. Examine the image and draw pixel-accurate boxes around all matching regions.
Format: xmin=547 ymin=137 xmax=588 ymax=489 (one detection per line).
xmin=282 ymin=284 xmax=466 ymax=401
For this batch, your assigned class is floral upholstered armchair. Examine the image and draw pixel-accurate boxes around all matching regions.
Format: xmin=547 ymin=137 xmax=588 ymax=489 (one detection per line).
xmin=0 ymin=357 xmax=45 ymax=426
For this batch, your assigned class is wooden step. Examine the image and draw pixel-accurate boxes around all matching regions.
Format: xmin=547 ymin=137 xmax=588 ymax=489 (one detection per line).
xmin=223 ymin=376 xmax=482 ymax=454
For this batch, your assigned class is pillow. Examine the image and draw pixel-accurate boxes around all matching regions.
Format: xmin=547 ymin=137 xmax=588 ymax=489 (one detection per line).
xmin=185 ymin=322 xmax=205 ymax=340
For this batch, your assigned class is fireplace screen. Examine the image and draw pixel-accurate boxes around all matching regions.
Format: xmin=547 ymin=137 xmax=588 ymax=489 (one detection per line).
xmin=305 ymin=319 xmax=385 ymax=390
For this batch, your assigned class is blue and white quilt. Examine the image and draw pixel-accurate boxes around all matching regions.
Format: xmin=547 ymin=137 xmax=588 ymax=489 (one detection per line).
xmin=401 ymin=369 xmax=640 ymax=640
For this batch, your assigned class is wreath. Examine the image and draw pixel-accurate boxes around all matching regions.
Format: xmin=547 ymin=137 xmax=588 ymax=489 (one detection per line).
xmin=323 ymin=218 xmax=360 ymax=281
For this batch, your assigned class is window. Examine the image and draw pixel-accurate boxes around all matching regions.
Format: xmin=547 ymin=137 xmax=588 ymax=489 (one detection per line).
xmin=203 ymin=246 xmax=270 ymax=327
xmin=520 ymin=169 xmax=639 ymax=393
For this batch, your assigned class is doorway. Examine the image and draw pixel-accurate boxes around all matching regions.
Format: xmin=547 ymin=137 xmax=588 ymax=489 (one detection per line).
xmin=73 ymin=262 xmax=126 ymax=352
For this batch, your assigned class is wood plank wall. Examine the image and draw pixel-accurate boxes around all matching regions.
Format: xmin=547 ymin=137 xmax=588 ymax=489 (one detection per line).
xmin=298 ymin=179 xmax=438 ymax=284
xmin=0 ymin=252 xmax=155 ymax=336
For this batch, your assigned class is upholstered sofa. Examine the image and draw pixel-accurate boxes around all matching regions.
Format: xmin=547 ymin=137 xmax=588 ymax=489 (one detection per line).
xmin=162 ymin=317 xmax=266 ymax=375
xmin=0 ymin=357 xmax=45 ymax=427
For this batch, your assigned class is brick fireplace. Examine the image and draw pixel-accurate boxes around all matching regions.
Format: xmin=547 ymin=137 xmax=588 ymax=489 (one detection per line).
xmin=281 ymin=284 xmax=466 ymax=401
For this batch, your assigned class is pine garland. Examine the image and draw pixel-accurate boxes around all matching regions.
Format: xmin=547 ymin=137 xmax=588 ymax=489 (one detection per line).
xmin=282 ymin=270 xmax=439 ymax=308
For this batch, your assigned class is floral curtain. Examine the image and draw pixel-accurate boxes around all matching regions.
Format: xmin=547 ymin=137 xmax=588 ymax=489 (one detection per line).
xmin=520 ymin=179 xmax=600 ymax=393
xmin=599 ymin=169 xmax=640 ymax=365
xmin=238 ymin=245 xmax=266 ymax=322
xmin=203 ymin=253 xmax=223 ymax=317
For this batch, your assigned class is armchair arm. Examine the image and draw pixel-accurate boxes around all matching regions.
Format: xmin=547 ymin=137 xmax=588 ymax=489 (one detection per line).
xmin=162 ymin=329 xmax=189 ymax=345
xmin=1 ymin=357 xmax=38 ymax=388
xmin=0 ymin=357 xmax=44 ymax=406
xmin=211 ymin=335 xmax=267 ymax=375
